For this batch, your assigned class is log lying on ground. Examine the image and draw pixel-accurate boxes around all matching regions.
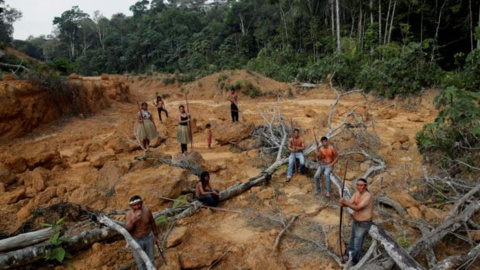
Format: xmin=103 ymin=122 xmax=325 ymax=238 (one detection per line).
xmin=369 ymin=224 xmax=426 ymax=270
xmin=0 ymin=228 xmax=54 ymax=253
xmin=0 ymin=226 xmax=118 ymax=269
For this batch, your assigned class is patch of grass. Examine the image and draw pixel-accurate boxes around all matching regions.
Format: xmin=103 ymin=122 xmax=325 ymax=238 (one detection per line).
xmin=163 ymin=77 xmax=176 ymax=85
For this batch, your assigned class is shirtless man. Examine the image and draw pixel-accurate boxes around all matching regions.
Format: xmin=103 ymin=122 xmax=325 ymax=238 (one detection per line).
xmin=314 ymin=136 xmax=339 ymax=197
xmin=339 ymin=178 xmax=374 ymax=266
xmin=286 ymin=129 xmax=305 ymax=182
xmin=125 ymin=195 xmax=160 ymax=270
xmin=227 ymin=89 xmax=239 ymax=122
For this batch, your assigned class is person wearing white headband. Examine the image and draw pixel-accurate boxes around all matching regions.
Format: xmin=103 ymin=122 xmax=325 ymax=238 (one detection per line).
xmin=125 ymin=195 xmax=159 ymax=270
xmin=339 ymin=178 xmax=374 ymax=267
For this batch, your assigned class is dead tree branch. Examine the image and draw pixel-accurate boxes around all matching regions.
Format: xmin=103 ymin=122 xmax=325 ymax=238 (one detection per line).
xmin=274 ymin=215 xmax=300 ymax=250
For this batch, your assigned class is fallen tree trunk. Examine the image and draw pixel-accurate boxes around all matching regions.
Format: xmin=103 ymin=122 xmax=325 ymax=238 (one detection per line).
xmin=368 ymin=224 xmax=427 ymax=270
xmin=0 ymin=226 xmax=118 ymax=269
xmin=0 ymin=228 xmax=54 ymax=253
xmin=430 ymin=242 xmax=480 ymax=270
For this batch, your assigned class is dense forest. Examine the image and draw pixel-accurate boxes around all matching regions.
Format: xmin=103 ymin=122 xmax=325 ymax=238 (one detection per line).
xmin=1 ymin=0 xmax=479 ymax=174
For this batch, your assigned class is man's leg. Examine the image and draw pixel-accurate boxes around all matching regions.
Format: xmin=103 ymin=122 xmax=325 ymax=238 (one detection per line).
xmin=163 ymin=108 xmax=169 ymax=118
xmin=313 ymin=165 xmax=323 ymax=194
xmin=324 ymin=165 xmax=333 ymax=195
xmin=286 ymin=153 xmax=295 ymax=181
xmin=145 ymin=233 xmax=155 ymax=263
xmin=345 ymin=220 xmax=357 ymax=263
xmin=157 ymin=108 xmax=162 ymax=122
xmin=351 ymin=220 xmax=372 ymax=264
xmin=297 ymin=153 xmax=305 ymax=172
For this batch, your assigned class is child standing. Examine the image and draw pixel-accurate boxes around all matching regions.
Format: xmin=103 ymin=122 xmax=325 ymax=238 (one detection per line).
xmin=205 ymin=123 xmax=212 ymax=149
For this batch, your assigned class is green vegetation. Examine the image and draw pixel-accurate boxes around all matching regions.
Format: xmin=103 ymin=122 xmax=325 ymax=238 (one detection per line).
xmin=41 ymin=217 xmax=74 ymax=263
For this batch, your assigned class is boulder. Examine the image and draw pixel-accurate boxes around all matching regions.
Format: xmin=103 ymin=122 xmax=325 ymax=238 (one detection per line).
xmin=166 ymin=226 xmax=188 ymax=248
xmin=23 ymin=167 xmax=49 ymax=192
xmin=114 ymin=165 xmax=189 ymax=209
xmin=87 ymin=150 xmax=116 ymax=168
xmin=101 ymin=74 xmax=109 ymax=80
xmin=0 ymin=163 xmax=17 ymax=185
xmin=420 ymin=205 xmax=447 ymax=222
xmin=388 ymin=189 xmax=419 ymax=208
xmin=35 ymin=187 xmax=57 ymax=205
xmin=214 ymin=122 xmax=254 ymax=145
xmin=3 ymin=156 xmax=27 ymax=173
xmin=104 ymin=137 xmax=128 ymax=154
xmin=23 ymin=147 xmax=64 ymax=170
xmin=0 ymin=188 xmax=26 ymax=204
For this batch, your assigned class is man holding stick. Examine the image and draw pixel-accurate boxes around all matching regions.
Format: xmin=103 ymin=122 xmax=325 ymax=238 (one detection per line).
xmin=125 ymin=195 xmax=160 ymax=270
xmin=339 ymin=178 xmax=374 ymax=267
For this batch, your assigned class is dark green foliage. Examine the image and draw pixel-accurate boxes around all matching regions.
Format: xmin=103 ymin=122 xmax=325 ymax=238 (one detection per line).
xmin=416 ymin=86 xmax=480 ymax=173
xmin=41 ymin=217 xmax=74 ymax=263
xmin=163 ymin=76 xmax=176 ymax=85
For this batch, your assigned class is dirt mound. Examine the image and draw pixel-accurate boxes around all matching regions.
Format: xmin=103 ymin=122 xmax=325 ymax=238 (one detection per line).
xmin=0 ymin=78 xmax=131 ymax=142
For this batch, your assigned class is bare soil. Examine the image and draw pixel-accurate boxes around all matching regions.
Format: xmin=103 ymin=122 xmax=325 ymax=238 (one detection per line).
xmin=0 ymin=70 xmax=441 ymax=269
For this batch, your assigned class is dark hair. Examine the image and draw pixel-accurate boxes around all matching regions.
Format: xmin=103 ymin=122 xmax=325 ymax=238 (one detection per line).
xmin=179 ymin=104 xmax=185 ymax=109
xmin=206 ymin=123 xmax=211 ymax=128
xmin=157 ymin=96 xmax=162 ymax=100
xmin=129 ymin=195 xmax=142 ymax=204
xmin=294 ymin=128 xmax=300 ymax=133
xmin=141 ymin=102 xmax=148 ymax=106
xmin=200 ymin=171 xmax=210 ymax=184
xmin=321 ymin=136 xmax=328 ymax=141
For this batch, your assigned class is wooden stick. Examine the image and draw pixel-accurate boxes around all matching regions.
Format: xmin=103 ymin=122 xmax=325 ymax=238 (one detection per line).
xmin=290 ymin=117 xmax=297 ymax=173
xmin=207 ymin=247 xmax=231 ymax=270
xmin=274 ymin=215 xmax=299 ymax=250
xmin=339 ymin=159 xmax=349 ymax=257
xmin=185 ymin=94 xmax=194 ymax=150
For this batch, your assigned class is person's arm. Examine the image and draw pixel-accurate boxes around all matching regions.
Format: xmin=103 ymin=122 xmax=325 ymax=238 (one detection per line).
xmin=148 ymin=111 xmax=154 ymax=121
xmin=138 ymin=112 xmax=143 ymax=122
xmin=207 ymin=183 xmax=218 ymax=195
xmin=342 ymin=193 xmax=372 ymax=211
xmin=329 ymin=146 xmax=339 ymax=166
xmin=298 ymin=139 xmax=305 ymax=151
xmin=287 ymin=138 xmax=294 ymax=152
xmin=125 ymin=209 xmax=138 ymax=232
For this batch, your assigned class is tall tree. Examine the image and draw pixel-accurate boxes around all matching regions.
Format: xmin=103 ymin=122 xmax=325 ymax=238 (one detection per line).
xmin=0 ymin=0 xmax=22 ymax=43
xmin=53 ymin=6 xmax=89 ymax=58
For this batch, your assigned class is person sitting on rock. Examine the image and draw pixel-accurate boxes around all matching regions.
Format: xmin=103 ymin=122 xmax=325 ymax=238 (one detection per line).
xmin=135 ymin=102 xmax=158 ymax=150
xmin=195 ymin=171 xmax=220 ymax=206
xmin=286 ymin=128 xmax=305 ymax=182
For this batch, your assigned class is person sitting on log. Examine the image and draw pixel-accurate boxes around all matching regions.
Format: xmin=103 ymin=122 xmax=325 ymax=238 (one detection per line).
xmin=339 ymin=178 xmax=374 ymax=267
xmin=125 ymin=195 xmax=160 ymax=270
xmin=195 ymin=171 xmax=220 ymax=206
xmin=286 ymin=128 xmax=305 ymax=182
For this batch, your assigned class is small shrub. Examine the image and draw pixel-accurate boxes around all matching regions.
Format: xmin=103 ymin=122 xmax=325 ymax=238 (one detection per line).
xmin=42 ymin=217 xmax=74 ymax=263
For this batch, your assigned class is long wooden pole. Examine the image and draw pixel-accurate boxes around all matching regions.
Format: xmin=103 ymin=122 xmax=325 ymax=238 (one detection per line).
xmin=290 ymin=117 xmax=296 ymax=173
xmin=185 ymin=94 xmax=194 ymax=150
xmin=339 ymin=159 xmax=349 ymax=257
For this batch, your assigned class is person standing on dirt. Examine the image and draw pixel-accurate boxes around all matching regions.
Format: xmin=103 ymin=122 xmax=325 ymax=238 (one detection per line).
xmin=314 ymin=136 xmax=339 ymax=198
xmin=177 ymin=104 xmax=191 ymax=153
xmin=125 ymin=195 xmax=160 ymax=270
xmin=195 ymin=171 xmax=220 ymax=206
xmin=339 ymin=178 xmax=374 ymax=267
xmin=227 ymin=89 xmax=239 ymax=122
xmin=205 ymin=123 xmax=212 ymax=149
xmin=286 ymin=128 xmax=305 ymax=182
xmin=135 ymin=102 xmax=159 ymax=150
xmin=154 ymin=96 xmax=168 ymax=123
